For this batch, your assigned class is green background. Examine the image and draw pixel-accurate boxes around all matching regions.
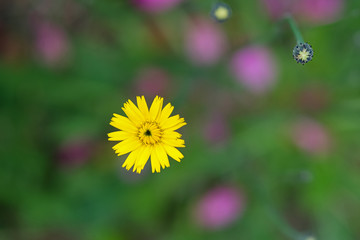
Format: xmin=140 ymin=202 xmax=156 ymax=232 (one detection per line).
xmin=1 ymin=0 xmax=360 ymax=239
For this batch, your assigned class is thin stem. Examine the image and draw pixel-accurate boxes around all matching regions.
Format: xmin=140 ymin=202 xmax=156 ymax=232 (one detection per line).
xmin=285 ymin=14 xmax=304 ymax=44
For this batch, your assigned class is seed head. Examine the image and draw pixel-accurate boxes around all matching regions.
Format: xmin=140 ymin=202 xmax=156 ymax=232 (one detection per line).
xmin=293 ymin=42 xmax=314 ymax=64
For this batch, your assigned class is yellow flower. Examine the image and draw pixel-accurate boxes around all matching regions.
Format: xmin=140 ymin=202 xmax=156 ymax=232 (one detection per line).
xmin=108 ymin=96 xmax=186 ymax=174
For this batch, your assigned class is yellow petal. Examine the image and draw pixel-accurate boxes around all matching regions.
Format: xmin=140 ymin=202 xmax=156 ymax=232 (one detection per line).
xmin=158 ymin=103 xmax=174 ymax=124
xmin=134 ymin=145 xmax=151 ymax=173
xmin=110 ymin=114 xmax=138 ymax=133
xmin=164 ymin=121 xmax=187 ymax=132
xmin=163 ymin=131 xmax=182 ymax=139
xmin=136 ymin=96 xmax=150 ymax=120
xmin=122 ymin=148 xmax=141 ymax=170
xmin=113 ymin=137 xmax=141 ymax=156
xmin=122 ymin=100 xmax=145 ymax=124
xmin=122 ymin=106 xmax=140 ymax=126
xmin=149 ymin=96 xmax=163 ymax=121
xmin=160 ymin=115 xmax=184 ymax=129
xmin=163 ymin=144 xmax=184 ymax=162
xmin=155 ymin=145 xmax=170 ymax=169
xmin=150 ymin=151 xmax=161 ymax=173
xmin=162 ymin=138 xmax=185 ymax=148
xmin=131 ymin=145 xmax=145 ymax=172
xmin=108 ymin=131 xmax=133 ymax=141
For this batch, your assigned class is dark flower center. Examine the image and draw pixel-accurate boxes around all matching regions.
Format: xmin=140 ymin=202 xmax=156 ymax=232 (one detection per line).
xmin=144 ymin=129 xmax=152 ymax=136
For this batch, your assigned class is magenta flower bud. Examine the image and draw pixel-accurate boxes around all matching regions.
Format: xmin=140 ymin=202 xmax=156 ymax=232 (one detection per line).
xmin=230 ymin=46 xmax=278 ymax=94
xmin=203 ymin=115 xmax=230 ymax=145
xmin=134 ymin=67 xmax=171 ymax=98
xmin=194 ymin=186 xmax=245 ymax=229
xmin=34 ymin=21 xmax=69 ymax=66
xmin=292 ymin=0 xmax=344 ymax=25
xmin=132 ymin=0 xmax=183 ymax=13
xmin=291 ymin=118 xmax=331 ymax=155
xmin=58 ymin=139 xmax=94 ymax=167
xmin=185 ymin=17 xmax=227 ymax=66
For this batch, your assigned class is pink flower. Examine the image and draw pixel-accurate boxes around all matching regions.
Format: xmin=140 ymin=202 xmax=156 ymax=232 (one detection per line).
xmin=230 ymin=46 xmax=277 ymax=94
xmin=194 ymin=186 xmax=245 ymax=229
xmin=34 ymin=21 xmax=69 ymax=66
xmin=291 ymin=118 xmax=331 ymax=154
xmin=292 ymin=0 xmax=344 ymax=25
xmin=203 ymin=115 xmax=230 ymax=145
xmin=260 ymin=0 xmax=344 ymax=25
xmin=58 ymin=138 xmax=94 ymax=167
xmin=260 ymin=0 xmax=292 ymax=20
xmin=134 ymin=67 xmax=171 ymax=98
xmin=132 ymin=0 xmax=183 ymax=13
xmin=185 ymin=17 xmax=227 ymax=66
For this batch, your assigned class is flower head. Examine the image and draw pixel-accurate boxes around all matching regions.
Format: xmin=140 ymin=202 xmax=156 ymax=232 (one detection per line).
xmin=108 ymin=96 xmax=186 ymax=173
xmin=194 ymin=186 xmax=245 ymax=229
xmin=230 ymin=46 xmax=278 ymax=94
xmin=292 ymin=0 xmax=344 ymax=25
xmin=261 ymin=0 xmax=292 ymax=20
xmin=210 ymin=2 xmax=232 ymax=23
xmin=185 ymin=17 xmax=227 ymax=66
xmin=34 ymin=20 xmax=69 ymax=66
xmin=261 ymin=0 xmax=344 ymax=25
xmin=293 ymin=42 xmax=313 ymax=64
xmin=291 ymin=118 xmax=331 ymax=154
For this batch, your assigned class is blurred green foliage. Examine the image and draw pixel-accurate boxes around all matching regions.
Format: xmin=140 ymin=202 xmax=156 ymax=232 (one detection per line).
xmin=1 ymin=0 xmax=360 ymax=239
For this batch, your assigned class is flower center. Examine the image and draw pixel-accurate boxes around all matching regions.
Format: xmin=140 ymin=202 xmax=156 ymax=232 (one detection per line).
xmin=214 ymin=7 xmax=229 ymax=20
xmin=298 ymin=49 xmax=310 ymax=61
xmin=138 ymin=122 xmax=162 ymax=145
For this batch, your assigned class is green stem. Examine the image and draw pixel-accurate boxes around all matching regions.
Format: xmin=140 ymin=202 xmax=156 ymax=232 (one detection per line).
xmin=285 ymin=14 xmax=304 ymax=44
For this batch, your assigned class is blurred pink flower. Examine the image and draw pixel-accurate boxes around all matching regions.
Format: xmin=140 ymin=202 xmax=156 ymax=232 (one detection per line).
xmin=230 ymin=46 xmax=277 ymax=94
xmin=58 ymin=139 xmax=93 ymax=167
xmin=260 ymin=0 xmax=344 ymax=24
xmin=185 ymin=18 xmax=227 ymax=66
xmin=194 ymin=186 xmax=245 ymax=229
xmin=34 ymin=21 xmax=69 ymax=66
xmin=291 ymin=118 xmax=331 ymax=154
xmin=292 ymin=0 xmax=344 ymax=25
xmin=132 ymin=0 xmax=183 ymax=13
xmin=203 ymin=115 xmax=230 ymax=145
xmin=134 ymin=67 xmax=170 ymax=98
xmin=260 ymin=0 xmax=292 ymax=20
